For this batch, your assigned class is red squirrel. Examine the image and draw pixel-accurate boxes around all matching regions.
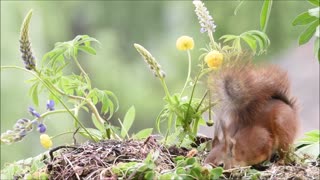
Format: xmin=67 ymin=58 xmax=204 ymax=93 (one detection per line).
xmin=204 ymin=62 xmax=299 ymax=169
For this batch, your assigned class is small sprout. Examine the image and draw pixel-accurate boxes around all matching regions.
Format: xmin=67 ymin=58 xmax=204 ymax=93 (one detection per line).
xmin=193 ymin=0 xmax=216 ymax=33
xmin=176 ymin=36 xmax=195 ymax=51
xmin=204 ymin=50 xmax=223 ymax=69
xmin=37 ymin=123 xmax=47 ymax=133
xmin=46 ymin=100 xmax=55 ymax=111
xmin=28 ymin=107 xmax=40 ymax=118
xmin=20 ymin=9 xmax=36 ymax=71
xmin=40 ymin=134 xmax=53 ymax=149
xmin=134 ymin=43 xmax=166 ymax=78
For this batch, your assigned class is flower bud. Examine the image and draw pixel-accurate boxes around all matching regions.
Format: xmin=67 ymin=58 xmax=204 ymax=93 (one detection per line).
xmin=37 ymin=123 xmax=47 ymax=133
xmin=28 ymin=107 xmax=40 ymax=118
xmin=40 ymin=134 xmax=53 ymax=149
xmin=46 ymin=100 xmax=55 ymax=111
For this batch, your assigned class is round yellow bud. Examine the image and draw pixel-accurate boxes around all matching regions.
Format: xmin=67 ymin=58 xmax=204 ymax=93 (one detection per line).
xmin=40 ymin=134 xmax=53 ymax=149
xmin=204 ymin=50 xmax=223 ymax=69
xmin=176 ymin=36 xmax=194 ymax=51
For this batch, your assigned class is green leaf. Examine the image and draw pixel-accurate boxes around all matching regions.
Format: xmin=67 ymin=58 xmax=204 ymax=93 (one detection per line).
xmin=144 ymin=171 xmax=155 ymax=180
xmin=91 ymin=114 xmax=104 ymax=132
xmin=260 ymin=0 xmax=273 ymax=32
xmin=104 ymin=90 xmax=119 ymax=111
xmin=186 ymin=157 xmax=196 ymax=165
xmin=29 ymin=82 xmax=39 ymax=106
xmin=79 ymin=128 xmax=102 ymax=141
xmin=78 ymin=46 xmax=96 ymax=55
xmin=190 ymin=167 xmax=201 ymax=178
xmin=292 ymin=12 xmax=318 ymax=26
xmin=120 ymin=106 xmax=136 ymax=138
xmin=248 ymin=30 xmax=270 ymax=50
xmin=299 ymin=20 xmax=318 ymax=45
xmin=241 ymin=34 xmax=257 ymax=54
xmin=305 ymin=129 xmax=320 ymax=138
xmin=133 ymin=128 xmax=153 ymax=140
xmin=210 ymin=167 xmax=223 ymax=179
xmin=220 ymin=35 xmax=239 ymax=43
xmin=308 ymin=0 xmax=320 ymax=6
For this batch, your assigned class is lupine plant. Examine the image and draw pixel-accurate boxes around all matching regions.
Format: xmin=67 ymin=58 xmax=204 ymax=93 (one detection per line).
xmin=0 ymin=10 xmax=123 ymax=148
xmin=133 ymin=0 xmax=271 ymax=146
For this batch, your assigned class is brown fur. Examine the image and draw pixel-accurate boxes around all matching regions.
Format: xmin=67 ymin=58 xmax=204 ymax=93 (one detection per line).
xmin=205 ymin=62 xmax=299 ymax=169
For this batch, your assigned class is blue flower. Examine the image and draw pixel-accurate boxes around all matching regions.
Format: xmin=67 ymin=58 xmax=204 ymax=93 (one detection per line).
xmin=46 ymin=100 xmax=55 ymax=111
xmin=37 ymin=123 xmax=47 ymax=133
xmin=28 ymin=107 xmax=40 ymax=118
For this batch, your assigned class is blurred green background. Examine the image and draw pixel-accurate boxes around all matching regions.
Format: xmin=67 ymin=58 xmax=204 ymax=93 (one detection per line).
xmin=1 ymin=1 xmax=313 ymax=168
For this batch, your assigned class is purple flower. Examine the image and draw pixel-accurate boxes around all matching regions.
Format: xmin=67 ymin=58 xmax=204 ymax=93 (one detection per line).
xmin=28 ymin=107 xmax=40 ymax=118
xmin=46 ymin=100 xmax=55 ymax=111
xmin=193 ymin=0 xmax=217 ymax=33
xmin=37 ymin=123 xmax=47 ymax=133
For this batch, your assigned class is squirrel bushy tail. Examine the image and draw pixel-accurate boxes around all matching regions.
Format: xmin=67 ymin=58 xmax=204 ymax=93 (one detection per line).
xmin=209 ymin=61 xmax=297 ymax=122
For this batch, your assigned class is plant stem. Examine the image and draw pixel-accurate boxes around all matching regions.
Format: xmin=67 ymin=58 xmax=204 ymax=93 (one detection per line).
xmin=184 ymin=71 xmax=201 ymax=131
xmin=180 ymin=50 xmax=192 ymax=98
xmin=40 ymin=108 xmax=73 ymax=119
xmin=160 ymin=78 xmax=172 ymax=103
xmin=208 ymin=30 xmax=215 ymax=48
xmin=191 ymin=91 xmax=208 ymax=135
xmin=208 ymin=90 xmax=212 ymax=120
xmin=50 ymin=131 xmax=74 ymax=139
xmin=73 ymin=56 xmax=91 ymax=89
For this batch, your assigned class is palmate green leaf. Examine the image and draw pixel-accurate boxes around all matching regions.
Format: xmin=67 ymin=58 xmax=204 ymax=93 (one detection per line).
xmin=299 ymin=20 xmax=318 ymax=45
xmin=243 ymin=30 xmax=270 ymax=54
xmin=260 ymin=0 xmax=273 ymax=32
xmin=292 ymin=12 xmax=318 ymax=26
xmin=120 ymin=106 xmax=135 ymax=138
xmin=43 ymin=35 xmax=99 ymax=64
xmin=133 ymin=128 xmax=153 ymax=140
xmin=308 ymin=0 xmax=320 ymax=6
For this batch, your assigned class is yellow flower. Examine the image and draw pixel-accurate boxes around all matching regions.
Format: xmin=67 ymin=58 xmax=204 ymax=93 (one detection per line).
xmin=176 ymin=36 xmax=194 ymax=51
xmin=204 ymin=50 xmax=223 ymax=69
xmin=40 ymin=134 xmax=52 ymax=149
